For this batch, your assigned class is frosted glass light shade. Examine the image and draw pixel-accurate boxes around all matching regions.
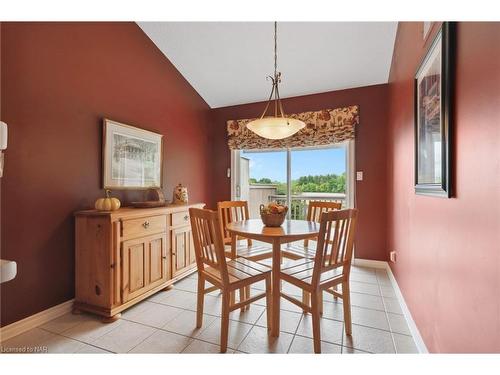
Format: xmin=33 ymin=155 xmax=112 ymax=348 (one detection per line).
xmin=246 ymin=117 xmax=305 ymax=140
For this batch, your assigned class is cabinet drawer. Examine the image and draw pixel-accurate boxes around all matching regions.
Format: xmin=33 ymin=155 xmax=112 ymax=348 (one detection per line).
xmin=122 ymin=215 xmax=166 ymax=239
xmin=171 ymin=211 xmax=191 ymax=227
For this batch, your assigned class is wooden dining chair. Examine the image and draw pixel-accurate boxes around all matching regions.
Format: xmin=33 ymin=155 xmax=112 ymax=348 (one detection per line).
xmin=189 ymin=207 xmax=273 ymax=353
xmin=217 ymin=200 xmax=273 ymax=262
xmin=283 ymin=201 xmax=342 ymax=260
xmin=279 ymin=209 xmax=358 ymax=353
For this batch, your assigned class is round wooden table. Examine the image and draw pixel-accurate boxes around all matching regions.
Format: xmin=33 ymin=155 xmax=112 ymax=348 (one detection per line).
xmin=226 ymin=219 xmax=320 ymax=336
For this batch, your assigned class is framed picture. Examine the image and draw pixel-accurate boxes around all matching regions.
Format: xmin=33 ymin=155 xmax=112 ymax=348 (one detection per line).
xmin=103 ymin=119 xmax=163 ymax=189
xmin=414 ymin=22 xmax=454 ymax=197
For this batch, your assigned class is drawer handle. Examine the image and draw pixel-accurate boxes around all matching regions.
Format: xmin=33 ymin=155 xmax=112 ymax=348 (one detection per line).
xmin=142 ymin=221 xmax=150 ymax=229
xmin=184 ymin=215 xmax=189 ymax=221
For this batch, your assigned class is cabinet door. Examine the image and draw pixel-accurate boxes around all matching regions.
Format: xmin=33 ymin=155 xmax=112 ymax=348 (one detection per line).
xmin=122 ymin=233 xmax=168 ymax=302
xmin=171 ymin=226 xmax=196 ymax=276
xmin=148 ymin=233 xmax=169 ymax=288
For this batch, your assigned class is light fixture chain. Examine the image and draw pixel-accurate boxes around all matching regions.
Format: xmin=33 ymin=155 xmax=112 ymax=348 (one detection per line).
xmin=274 ymin=21 xmax=277 ymax=78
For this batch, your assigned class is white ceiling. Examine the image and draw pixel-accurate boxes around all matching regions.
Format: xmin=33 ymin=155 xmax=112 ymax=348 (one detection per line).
xmin=138 ymin=22 xmax=398 ymax=108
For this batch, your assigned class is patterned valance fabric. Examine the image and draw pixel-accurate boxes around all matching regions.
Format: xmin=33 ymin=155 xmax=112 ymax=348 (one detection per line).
xmin=227 ymin=105 xmax=359 ymax=150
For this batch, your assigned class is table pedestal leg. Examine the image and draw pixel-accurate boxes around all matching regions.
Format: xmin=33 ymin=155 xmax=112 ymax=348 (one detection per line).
xmin=270 ymin=238 xmax=281 ymax=337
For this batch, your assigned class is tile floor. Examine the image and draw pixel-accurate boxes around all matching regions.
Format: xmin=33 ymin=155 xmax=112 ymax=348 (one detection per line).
xmin=0 ymin=265 xmax=419 ymax=354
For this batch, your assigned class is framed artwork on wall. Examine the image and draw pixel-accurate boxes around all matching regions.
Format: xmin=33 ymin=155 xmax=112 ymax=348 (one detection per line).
xmin=414 ymin=22 xmax=454 ymax=198
xmin=102 ymin=119 xmax=163 ymax=189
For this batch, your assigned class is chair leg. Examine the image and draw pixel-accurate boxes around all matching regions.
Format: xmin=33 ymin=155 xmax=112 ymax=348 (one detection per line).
xmin=342 ymin=281 xmax=352 ymax=336
xmin=230 ymin=291 xmax=235 ymax=306
xmin=196 ymin=276 xmax=205 ymax=328
xmin=318 ymin=291 xmax=323 ymax=316
xmin=245 ymin=286 xmax=251 ymax=310
xmin=333 ymin=284 xmax=338 ymax=300
xmin=265 ymin=276 xmax=273 ymax=332
xmin=239 ymin=288 xmax=246 ymax=312
xmin=302 ymin=291 xmax=310 ymax=313
xmin=311 ymin=291 xmax=322 ymax=354
xmin=220 ymin=291 xmax=230 ymax=353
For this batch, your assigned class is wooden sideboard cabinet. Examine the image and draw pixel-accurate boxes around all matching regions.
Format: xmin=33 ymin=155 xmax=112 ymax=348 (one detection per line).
xmin=74 ymin=203 xmax=204 ymax=321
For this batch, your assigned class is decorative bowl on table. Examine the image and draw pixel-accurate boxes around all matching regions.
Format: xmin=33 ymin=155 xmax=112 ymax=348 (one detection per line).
xmin=260 ymin=203 xmax=288 ymax=227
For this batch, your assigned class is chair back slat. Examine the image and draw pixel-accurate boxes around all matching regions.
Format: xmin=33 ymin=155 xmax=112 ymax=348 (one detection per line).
xmin=189 ymin=208 xmax=230 ymax=284
xmin=311 ymin=209 xmax=358 ymax=286
xmin=307 ymin=201 xmax=342 ymax=223
xmin=217 ymin=201 xmax=252 ymax=246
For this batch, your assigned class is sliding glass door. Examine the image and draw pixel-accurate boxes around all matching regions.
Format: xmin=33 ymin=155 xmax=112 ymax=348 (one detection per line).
xmin=231 ymin=141 xmax=354 ymax=219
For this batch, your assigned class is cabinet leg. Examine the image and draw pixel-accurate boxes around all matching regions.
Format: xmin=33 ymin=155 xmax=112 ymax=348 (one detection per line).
xmin=102 ymin=313 xmax=121 ymax=323
xmin=163 ymin=284 xmax=174 ymax=291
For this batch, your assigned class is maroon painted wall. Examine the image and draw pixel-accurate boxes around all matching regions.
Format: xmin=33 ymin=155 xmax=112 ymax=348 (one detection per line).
xmin=0 ymin=22 xmax=212 ymax=326
xmin=387 ymin=22 xmax=500 ymax=352
xmin=210 ymin=84 xmax=390 ymax=261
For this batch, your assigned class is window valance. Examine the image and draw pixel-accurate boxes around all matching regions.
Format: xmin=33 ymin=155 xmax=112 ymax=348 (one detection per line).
xmin=227 ymin=105 xmax=359 ymax=150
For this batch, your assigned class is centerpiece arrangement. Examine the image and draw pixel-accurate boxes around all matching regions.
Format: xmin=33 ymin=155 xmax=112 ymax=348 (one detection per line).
xmin=260 ymin=202 xmax=288 ymax=227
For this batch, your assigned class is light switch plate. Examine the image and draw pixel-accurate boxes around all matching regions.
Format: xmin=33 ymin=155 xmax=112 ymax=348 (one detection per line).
xmin=356 ymin=171 xmax=363 ymax=181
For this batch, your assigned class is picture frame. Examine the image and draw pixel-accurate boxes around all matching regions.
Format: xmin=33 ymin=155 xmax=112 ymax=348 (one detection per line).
xmin=414 ymin=22 xmax=454 ymax=197
xmin=102 ymin=119 xmax=163 ymax=189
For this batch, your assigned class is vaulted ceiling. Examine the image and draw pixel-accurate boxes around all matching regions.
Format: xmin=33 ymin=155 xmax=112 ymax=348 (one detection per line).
xmin=138 ymin=22 xmax=398 ymax=108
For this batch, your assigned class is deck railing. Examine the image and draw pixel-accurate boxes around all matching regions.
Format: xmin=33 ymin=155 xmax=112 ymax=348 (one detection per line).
xmin=267 ymin=193 xmax=346 ymax=220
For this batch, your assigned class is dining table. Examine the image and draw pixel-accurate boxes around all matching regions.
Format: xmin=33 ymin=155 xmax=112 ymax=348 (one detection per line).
xmin=226 ymin=219 xmax=320 ymax=337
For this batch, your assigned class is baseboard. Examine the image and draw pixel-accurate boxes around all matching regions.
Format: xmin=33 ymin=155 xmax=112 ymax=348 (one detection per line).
xmin=0 ymin=299 xmax=74 ymax=343
xmin=352 ymin=258 xmax=388 ymax=269
xmin=353 ymin=257 xmax=428 ymax=353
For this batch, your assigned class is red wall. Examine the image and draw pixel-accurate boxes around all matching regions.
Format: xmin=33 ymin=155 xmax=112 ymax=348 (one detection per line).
xmin=210 ymin=84 xmax=390 ymax=261
xmin=0 ymin=22 xmax=212 ymax=326
xmin=387 ymin=22 xmax=500 ymax=352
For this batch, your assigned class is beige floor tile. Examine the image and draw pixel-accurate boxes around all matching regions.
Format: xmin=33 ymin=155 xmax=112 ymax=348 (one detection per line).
xmin=196 ymin=317 xmax=253 ymax=350
xmin=349 ymin=281 xmax=381 ymax=296
xmin=91 ymin=320 xmax=156 ymax=353
xmin=201 ymin=294 xmax=223 ymax=316
xmin=288 ymin=335 xmax=342 ymax=353
xmin=182 ymin=338 xmax=223 ymax=353
xmin=1 ymin=328 xmax=57 ymax=352
xmin=255 ymin=309 xmax=302 ymax=334
xmin=295 ymin=315 xmax=343 ymax=345
xmin=321 ymin=301 xmax=344 ymax=322
xmin=237 ymin=326 xmax=294 ymax=353
xmin=163 ymin=310 xmax=217 ymax=337
xmin=387 ymin=313 xmax=411 ymax=335
xmin=393 ymin=333 xmax=419 ymax=353
xmin=350 ymin=266 xmax=377 ymax=276
xmin=383 ymin=297 xmax=403 ymax=314
xmin=162 ymin=290 xmax=198 ymax=310
xmin=122 ymin=300 xmax=159 ymax=319
xmin=343 ymin=324 xmax=395 ymax=353
xmin=279 ymin=298 xmax=305 ymax=313
xmin=230 ymin=305 xmax=266 ymax=325
xmin=342 ymin=346 xmax=369 ymax=354
xmin=122 ymin=301 xmax=184 ymax=328
xmin=281 ymin=282 xmax=303 ymax=297
xmin=61 ymin=317 xmax=123 ymax=344
xmin=375 ymin=270 xmax=392 ymax=286
xmin=350 ymin=306 xmax=389 ymax=331
xmin=350 ymin=272 xmax=378 ymax=285
xmin=43 ymin=335 xmax=88 ymax=353
xmin=148 ymin=289 xmax=176 ymax=304
xmin=380 ymin=285 xmax=397 ymax=298
xmin=349 ymin=292 xmax=385 ymax=311
xmin=173 ymin=277 xmax=199 ymax=293
xmin=129 ymin=330 xmax=192 ymax=353
xmin=40 ymin=312 xmax=94 ymax=334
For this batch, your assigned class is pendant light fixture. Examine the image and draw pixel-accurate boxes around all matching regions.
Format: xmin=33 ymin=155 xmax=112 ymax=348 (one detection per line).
xmin=246 ymin=22 xmax=305 ymax=140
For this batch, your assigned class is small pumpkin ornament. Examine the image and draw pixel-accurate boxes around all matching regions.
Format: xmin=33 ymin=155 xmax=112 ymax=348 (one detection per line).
xmin=95 ymin=190 xmax=121 ymax=211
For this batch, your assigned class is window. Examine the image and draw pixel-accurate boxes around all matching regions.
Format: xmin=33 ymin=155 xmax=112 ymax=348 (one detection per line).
xmin=231 ymin=141 xmax=354 ymax=219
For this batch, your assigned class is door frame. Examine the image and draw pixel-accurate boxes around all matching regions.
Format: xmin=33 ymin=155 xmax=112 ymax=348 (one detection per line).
xmin=230 ymin=140 xmax=356 ymax=210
